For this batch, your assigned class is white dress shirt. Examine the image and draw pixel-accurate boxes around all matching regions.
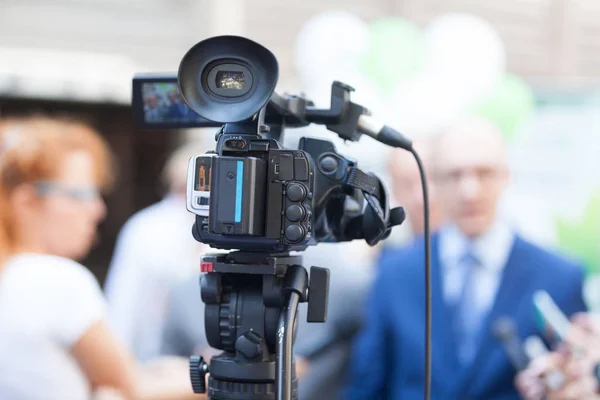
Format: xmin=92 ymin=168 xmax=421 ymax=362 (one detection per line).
xmin=438 ymin=218 xmax=516 ymax=318
xmin=104 ymin=195 xmax=206 ymax=361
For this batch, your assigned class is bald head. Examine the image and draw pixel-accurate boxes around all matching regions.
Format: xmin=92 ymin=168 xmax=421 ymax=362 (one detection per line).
xmin=433 ymin=118 xmax=508 ymax=175
xmin=433 ymin=118 xmax=510 ymax=238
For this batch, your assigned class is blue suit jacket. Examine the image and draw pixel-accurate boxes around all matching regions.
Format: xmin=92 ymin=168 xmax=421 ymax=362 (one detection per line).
xmin=344 ymin=234 xmax=587 ymax=400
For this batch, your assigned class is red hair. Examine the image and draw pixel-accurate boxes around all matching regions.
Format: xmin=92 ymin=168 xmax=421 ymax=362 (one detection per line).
xmin=0 ymin=115 xmax=114 ymax=262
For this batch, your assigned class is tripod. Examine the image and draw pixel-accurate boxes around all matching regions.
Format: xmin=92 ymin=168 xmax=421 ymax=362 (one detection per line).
xmin=189 ymin=251 xmax=330 ymax=400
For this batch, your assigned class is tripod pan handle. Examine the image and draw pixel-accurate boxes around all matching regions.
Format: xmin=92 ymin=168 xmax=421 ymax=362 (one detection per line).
xmin=307 ymin=267 xmax=330 ymax=323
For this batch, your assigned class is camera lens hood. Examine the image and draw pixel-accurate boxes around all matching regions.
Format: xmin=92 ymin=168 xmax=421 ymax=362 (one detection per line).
xmin=178 ymin=35 xmax=279 ymax=123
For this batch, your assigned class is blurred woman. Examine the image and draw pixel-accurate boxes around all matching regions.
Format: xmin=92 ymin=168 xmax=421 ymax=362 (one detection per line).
xmin=0 ymin=116 xmax=199 ymax=400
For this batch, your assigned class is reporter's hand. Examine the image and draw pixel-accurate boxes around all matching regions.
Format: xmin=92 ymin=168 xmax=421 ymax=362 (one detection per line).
xmin=545 ymin=357 xmax=599 ymax=400
xmin=138 ymin=356 xmax=206 ymax=400
xmin=568 ymin=313 xmax=600 ymax=362
xmin=544 ymin=315 xmax=600 ymax=400
xmin=295 ymin=357 xmax=310 ymax=380
xmin=515 ymin=353 xmax=564 ymax=400
xmin=571 ymin=312 xmax=600 ymax=336
xmin=92 ymin=388 xmax=126 ymax=400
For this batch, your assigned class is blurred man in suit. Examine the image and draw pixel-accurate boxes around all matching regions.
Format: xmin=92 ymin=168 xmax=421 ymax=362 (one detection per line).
xmin=344 ymin=118 xmax=587 ymax=399
xmin=160 ymin=275 xmax=215 ymax=362
xmin=165 ymin=91 xmax=190 ymax=120
xmin=104 ymin=141 xmax=210 ymax=362
xmin=144 ymin=93 xmax=164 ymax=122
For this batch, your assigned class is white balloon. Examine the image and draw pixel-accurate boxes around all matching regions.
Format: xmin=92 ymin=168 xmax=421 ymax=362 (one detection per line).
xmin=348 ymin=75 xmax=386 ymax=116
xmin=294 ymin=11 xmax=369 ymax=89
xmin=423 ymin=13 xmax=506 ymax=107
xmin=385 ymin=72 xmax=470 ymax=137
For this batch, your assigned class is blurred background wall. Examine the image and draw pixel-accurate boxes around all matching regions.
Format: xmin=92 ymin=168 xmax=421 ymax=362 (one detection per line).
xmin=2 ymin=0 xmax=599 ymax=93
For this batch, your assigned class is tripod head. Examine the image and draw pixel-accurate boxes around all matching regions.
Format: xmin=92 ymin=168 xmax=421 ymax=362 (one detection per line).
xmin=189 ymin=252 xmax=329 ymax=400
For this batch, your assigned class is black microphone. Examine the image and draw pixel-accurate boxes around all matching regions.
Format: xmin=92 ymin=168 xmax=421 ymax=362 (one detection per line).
xmin=492 ymin=317 xmax=530 ymax=371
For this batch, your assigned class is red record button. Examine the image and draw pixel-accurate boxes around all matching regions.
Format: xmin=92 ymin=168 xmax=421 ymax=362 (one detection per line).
xmin=201 ymin=261 xmax=214 ymax=273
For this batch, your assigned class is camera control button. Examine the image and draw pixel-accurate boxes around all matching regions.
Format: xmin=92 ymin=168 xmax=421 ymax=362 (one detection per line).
xmin=286 ymin=184 xmax=306 ymax=202
xmin=320 ymin=156 xmax=338 ymax=173
xmin=279 ymin=153 xmax=294 ymax=181
xmin=249 ymin=141 xmax=269 ymax=151
xmin=294 ymin=156 xmax=309 ymax=181
xmin=196 ymin=196 xmax=209 ymax=206
xmin=285 ymin=225 xmax=305 ymax=243
xmin=285 ymin=205 xmax=305 ymax=222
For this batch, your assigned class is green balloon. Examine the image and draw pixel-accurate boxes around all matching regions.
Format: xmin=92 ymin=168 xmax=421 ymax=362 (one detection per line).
xmin=556 ymin=189 xmax=600 ymax=277
xmin=362 ymin=17 xmax=424 ymax=93
xmin=473 ymin=74 xmax=535 ymax=141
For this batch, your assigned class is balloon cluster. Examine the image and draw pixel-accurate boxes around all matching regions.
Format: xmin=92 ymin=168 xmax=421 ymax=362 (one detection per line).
xmin=294 ymin=11 xmax=535 ymax=140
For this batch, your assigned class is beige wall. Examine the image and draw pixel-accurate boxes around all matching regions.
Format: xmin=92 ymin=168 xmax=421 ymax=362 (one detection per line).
xmin=0 ymin=0 xmax=598 ymax=97
xmin=243 ymin=0 xmax=600 ymax=87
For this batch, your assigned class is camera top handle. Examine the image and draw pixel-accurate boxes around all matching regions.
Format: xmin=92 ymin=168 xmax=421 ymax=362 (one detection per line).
xmin=233 ymin=81 xmax=370 ymax=145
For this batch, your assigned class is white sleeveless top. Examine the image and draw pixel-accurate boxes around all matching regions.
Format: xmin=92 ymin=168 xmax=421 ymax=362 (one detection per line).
xmin=0 ymin=253 xmax=106 ymax=400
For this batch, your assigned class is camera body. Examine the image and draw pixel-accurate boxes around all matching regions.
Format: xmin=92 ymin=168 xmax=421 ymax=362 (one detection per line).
xmin=129 ymin=34 xmax=402 ymax=254
xmin=187 ymin=129 xmax=360 ymax=253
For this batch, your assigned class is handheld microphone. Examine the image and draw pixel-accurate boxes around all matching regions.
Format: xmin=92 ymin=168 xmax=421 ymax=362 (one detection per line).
xmin=533 ymin=290 xmax=586 ymax=357
xmin=533 ymin=290 xmax=571 ymax=341
xmin=492 ymin=317 xmax=529 ymax=371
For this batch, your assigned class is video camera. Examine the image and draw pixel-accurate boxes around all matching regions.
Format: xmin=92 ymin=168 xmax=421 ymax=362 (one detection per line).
xmin=132 ymin=35 xmax=410 ymax=400
xmin=133 ymin=36 xmax=406 ymax=254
